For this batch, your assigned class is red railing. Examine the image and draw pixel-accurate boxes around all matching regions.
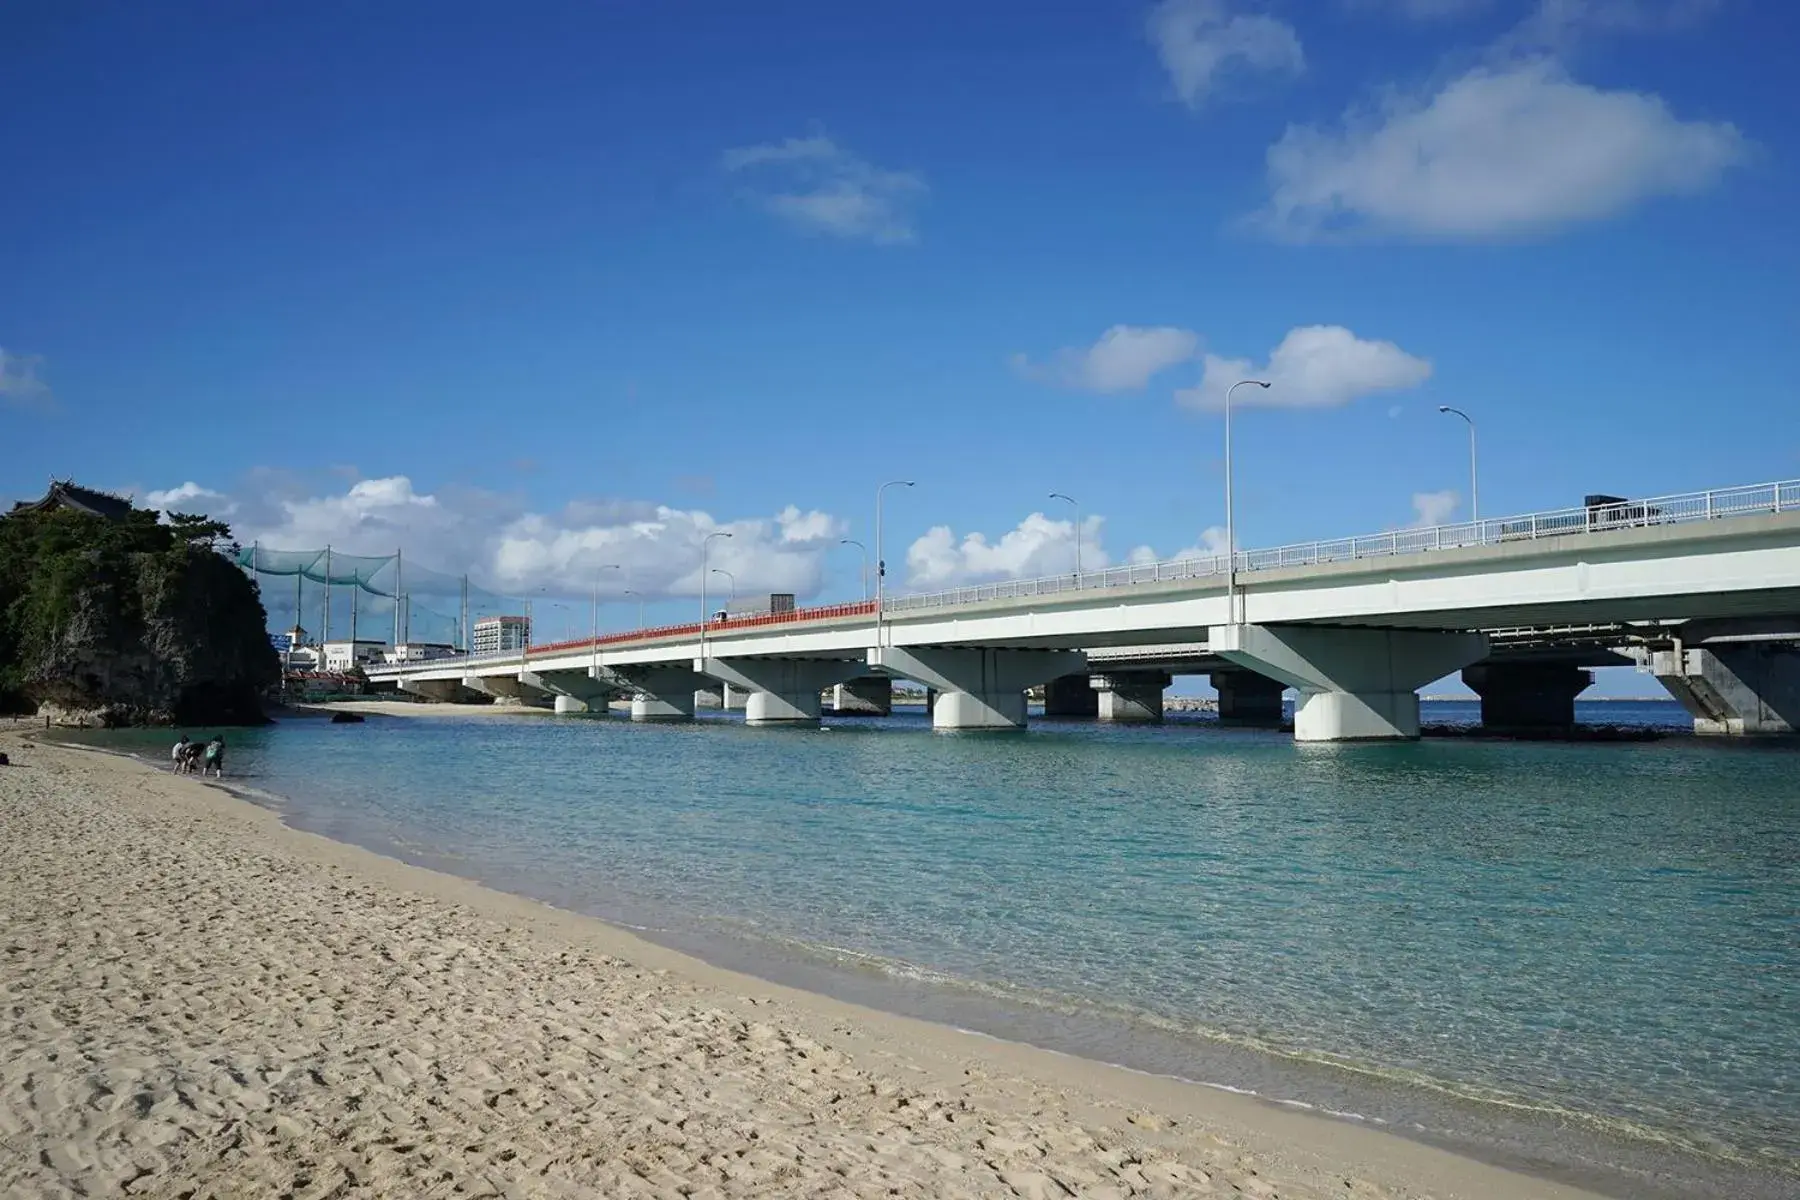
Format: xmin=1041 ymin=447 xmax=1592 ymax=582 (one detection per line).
xmin=526 ymin=598 xmax=879 ymax=659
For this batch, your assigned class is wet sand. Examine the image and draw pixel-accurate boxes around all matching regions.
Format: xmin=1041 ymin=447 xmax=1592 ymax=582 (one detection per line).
xmin=0 ymin=730 xmax=1608 ymax=1198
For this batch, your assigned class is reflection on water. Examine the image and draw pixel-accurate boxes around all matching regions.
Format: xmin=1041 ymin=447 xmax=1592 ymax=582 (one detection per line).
xmin=64 ymin=700 xmax=1800 ymax=1198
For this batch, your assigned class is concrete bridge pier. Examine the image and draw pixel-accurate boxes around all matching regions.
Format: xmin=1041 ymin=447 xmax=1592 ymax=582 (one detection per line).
xmin=1210 ymin=669 xmax=1286 ymax=727
xmin=521 ymin=671 xmax=624 ymax=716
xmin=462 ymin=673 xmax=555 ymax=708
xmin=1211 ymin=624 xmax=1488 ymax=742
xmin=402 ymin=678 xmax=478 ymax=704
xmin=870 ymin=647 xmax=1086 ymax=731
xmin=609 ymin=666 xmax=705 ymax=722
xmin=1462 ymin=663 xmax=1593 ymax=730
xmin=831 ymin=676 xmax=892 ymax=716
xmin=1043 ymin=673 xmax=1099 ymax=718
xmin=1652 ymin=645 xmax=1800 ymax=735
xmin=1092 ymin=671 xmax=1170 ymax=723
xmin=697 ymin=658 xmax=866 ymax=726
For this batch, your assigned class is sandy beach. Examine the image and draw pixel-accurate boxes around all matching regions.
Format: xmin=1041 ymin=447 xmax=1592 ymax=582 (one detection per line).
xmin=0 ymin=729 xmax=1609 ymax=1199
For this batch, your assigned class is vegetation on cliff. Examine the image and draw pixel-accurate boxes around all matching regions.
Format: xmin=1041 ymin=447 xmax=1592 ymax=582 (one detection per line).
xmin=0 ymin=504 xmax=279 ymax=724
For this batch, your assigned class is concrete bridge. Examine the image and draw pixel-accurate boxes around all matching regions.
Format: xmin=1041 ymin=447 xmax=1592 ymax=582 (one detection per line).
xmin=365 ymin=480 xmax=1800 ymax=741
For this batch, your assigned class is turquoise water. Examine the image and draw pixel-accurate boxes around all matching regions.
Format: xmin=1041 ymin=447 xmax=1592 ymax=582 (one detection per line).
xmin=66 ymin=702 xmax=1798 ymax=1198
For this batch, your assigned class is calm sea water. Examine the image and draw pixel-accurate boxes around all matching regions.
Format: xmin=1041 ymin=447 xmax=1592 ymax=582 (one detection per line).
xmin=64 ymin=701 xmax=1799 ymax=1199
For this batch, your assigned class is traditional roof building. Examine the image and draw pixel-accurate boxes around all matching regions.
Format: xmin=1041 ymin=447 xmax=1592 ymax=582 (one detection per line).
xmin=7 ymin=480 xmax=135 ymax=522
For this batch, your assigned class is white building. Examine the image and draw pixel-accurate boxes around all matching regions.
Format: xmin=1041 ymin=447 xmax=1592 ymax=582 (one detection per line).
xmin=473 ymin=615 xmax=530 ymax=654
xmin=320 ymin=639 xmax=391 ymax=672
xmin=384 ymin=641 xmax=460 ymax=665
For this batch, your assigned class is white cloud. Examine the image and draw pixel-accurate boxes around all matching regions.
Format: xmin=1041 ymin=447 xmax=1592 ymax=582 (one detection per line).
xmin=1411 ymin=489 xmax=1461 ymax=527
xmin=146 ymin=481 xmax=232 ymax=514
xmin=1350 ymin=0 xmax=1492 ymax=19
xmin=722 ymin=133 xmax=926 ymax=244
xmin=1147 ymin=0 xmax=1305 ymax=109
xmin=161 ymin=473 xmax=851 ymax=603
xmin=0 ymin=347 xmax=54 ymax=412
xmin=1509 ymin=0 xmax=1721 ymax=51
xmin=1176 ymin=325 xmax=1431 ymax=410
xmin=1128 ymin=525 xmax=1233 ymax=566
xmin=1257 ymin=60 xmax=1747 ymax=242
xmin=1013 ymin=325 xmax=1201 ymax=393
xmin=906 ymin=513 xmax=1110 ymax=587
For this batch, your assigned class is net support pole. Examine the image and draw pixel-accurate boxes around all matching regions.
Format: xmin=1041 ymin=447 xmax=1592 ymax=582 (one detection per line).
xmin=323 ymin=545 xmax=332 ymax=646
xmin=350 ymin=575 xmax=358 ymax=646
xmin=461 ymin=575 xmax=470 ymax=654
xmin=394 ymin=548 xmax=403 ymax=647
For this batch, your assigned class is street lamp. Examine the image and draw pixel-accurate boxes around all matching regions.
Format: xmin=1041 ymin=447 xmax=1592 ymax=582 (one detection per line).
xmin=593 ymin=563 xmax=622 ymax=677
xmin=1438 ymin=405 xmax=1479 ymax=525
xmin=875 ymin=480 xmax=915 ymax=644
xmin=623 ymin=589 xmax=646 ymax=630
xmin=1049 ymin=492 xmax=1080 ymax=577
xmin=1225 ymin=378 xmax=1271 ymax=625
xmin=840 ymin=538 xmax=869 ymax=601
xmin=711 ymin=568 xmax=735 ymax=610
xmin=700 ymin=531 xmax=733 ymax=654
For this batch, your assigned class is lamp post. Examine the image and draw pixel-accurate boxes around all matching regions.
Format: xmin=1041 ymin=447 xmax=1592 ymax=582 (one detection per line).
xmin=1048 ymin=492 xmax=1080 ymax=578
xmin=623 ymin=589 xmax=645 ymax=630
xmin=1437 ymin=405 xmax=1479 ymax=525
xmin=593 ymin=563 xmax=621 ymax=678
xmin=1225 ymin=378 xmax=1271 ymax=626
xmin=875 ymin=480 xmax=915 ymax=644
xmin=840 ymin=538 xmax=869 ymax=601
xmin=700 ymin=531 xmax=732 ymax=656
xmin=710 ymin=568 xmax=735 ymax=611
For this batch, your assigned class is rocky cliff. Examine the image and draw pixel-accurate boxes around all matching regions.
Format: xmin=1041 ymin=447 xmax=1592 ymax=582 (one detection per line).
xmin=0 ymin=505 xmax=279 ymax=726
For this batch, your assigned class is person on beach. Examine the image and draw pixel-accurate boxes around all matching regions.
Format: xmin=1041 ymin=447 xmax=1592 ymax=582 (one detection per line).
xmin=171 ymin=734 xmax=190 ymax=773
xmin=202 ymin=735 xmax=225 ymax=778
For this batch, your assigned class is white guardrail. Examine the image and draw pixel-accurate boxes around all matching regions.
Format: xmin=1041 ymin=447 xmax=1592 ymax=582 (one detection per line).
xmin=370 ymin=479 xmax=1800 ymax=674
xmin=882 ymin=479 xmax=1800 ymax=615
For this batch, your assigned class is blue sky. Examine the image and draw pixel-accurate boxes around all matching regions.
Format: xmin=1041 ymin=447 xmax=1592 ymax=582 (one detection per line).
xmin=3 ymin=1 xmax=1795 ymax=689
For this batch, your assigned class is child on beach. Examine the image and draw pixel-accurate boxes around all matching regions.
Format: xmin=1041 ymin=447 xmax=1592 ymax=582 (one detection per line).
xmin=202 ymin=736 xmax=225 ymax=778
xmin=171 ymin=734 xmax=190 ymax=773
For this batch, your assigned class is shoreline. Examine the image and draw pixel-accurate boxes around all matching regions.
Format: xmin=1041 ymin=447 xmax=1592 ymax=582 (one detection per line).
xmin=0 ymin=728 xmax=1625 ymax=1199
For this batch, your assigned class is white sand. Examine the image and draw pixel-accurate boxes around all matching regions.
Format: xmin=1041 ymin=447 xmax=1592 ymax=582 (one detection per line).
xmin=0 ymin=731 xmax=1607 ymax=1199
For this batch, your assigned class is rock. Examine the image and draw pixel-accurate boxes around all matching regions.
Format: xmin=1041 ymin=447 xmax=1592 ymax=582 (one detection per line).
xmin=329 ymin=712 xmax=365 ymax=724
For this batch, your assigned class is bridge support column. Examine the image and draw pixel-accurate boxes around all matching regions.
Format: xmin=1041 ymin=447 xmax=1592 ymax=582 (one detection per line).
xmin=1463 ymin=663 xmax=1592 ymax=730
xmin=1211 ymin=624 xmax=1488 ymax=742
xmin=831 ymin=676 xmax=892 ymax=716
xmin=402 ymin=678 xmax=477 ymax=704
xmin=462 ymin=673 xmax=555 ymax=707
xmin=1652 ymin=645 xmax=1800 ymax=735
xmin=1043 ymin=673 xmax=1099 ymax=718
xmin=1210 ymin=669 xmax=1286 ymax=727
xmin=869 ymin=648 xmax=1086 ymax=731
xmin=720 ymin=683 xmax=749 ymax=712
xmin=697 ymin=658 xmax=866 ymax=726
xmin=612 ymin=667 xmax=705 ymax=722
xmin=1093 ymin=671 xmax=1170 ymax=723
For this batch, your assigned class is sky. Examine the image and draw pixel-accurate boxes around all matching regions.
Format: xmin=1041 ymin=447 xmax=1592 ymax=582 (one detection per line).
xmin=4 ymin=0 xmax=1796 ymax=694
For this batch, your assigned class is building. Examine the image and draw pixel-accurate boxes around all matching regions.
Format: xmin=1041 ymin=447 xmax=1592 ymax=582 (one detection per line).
xmin=7 ymin=480 xmax=135 ymax=521
xmin=320 ymin=639 xmax=392 ymax=672
xmin=384 ymin=641 xmax=460 ymax=665
xmin=472 ymin=615 xmax=530 ymax=654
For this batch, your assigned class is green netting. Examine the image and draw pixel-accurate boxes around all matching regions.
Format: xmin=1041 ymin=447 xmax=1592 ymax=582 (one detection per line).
xmin=233 ymin=546 xmax=398 ymax=593
xmin=238 ymin=544 xmax=531 ymax=650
